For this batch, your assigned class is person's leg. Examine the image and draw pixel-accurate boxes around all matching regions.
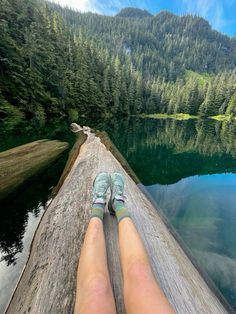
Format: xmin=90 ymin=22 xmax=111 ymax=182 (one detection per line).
xmin=74 ymin=173 xmax=116 ymax=314
xmin=119 ymin=218 xmax=174 ymax=314
xmin=74 ymin=218 xmax=116 ymax=314
xmin=109 ymin=173 xmax=174 ymax=314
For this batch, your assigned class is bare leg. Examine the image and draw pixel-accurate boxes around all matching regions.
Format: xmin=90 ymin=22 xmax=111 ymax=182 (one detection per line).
xmin=74 ymin=218 xmax=116 ymax=314
xmin=119 ymin=217 xmax=174 ymax=314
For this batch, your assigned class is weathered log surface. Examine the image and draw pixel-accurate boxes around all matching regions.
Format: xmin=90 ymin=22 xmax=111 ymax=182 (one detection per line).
xmin=7 ymin=128 xmax=228 ymax=314
xmin=0 ymin=139 xmax=68 ymax=201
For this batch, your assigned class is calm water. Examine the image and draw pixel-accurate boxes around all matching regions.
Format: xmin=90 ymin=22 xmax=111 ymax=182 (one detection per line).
xmin=0 ymin=121 xmax=75 ymax=312
xmin=0 ymin=117 xmax=236 ymax=311
xmin=107 ymin=118 xmax=236 ymax=311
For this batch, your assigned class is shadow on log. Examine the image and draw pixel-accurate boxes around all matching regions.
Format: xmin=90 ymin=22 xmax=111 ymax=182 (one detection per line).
xmin=6 ymin=126 xmax=229 ymax=314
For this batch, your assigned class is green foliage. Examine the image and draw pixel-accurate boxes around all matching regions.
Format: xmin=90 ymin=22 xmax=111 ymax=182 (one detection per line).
xmin=0 ymin=100 xmax=24 ymax=128
xmin=67 ymin=108 xmax=79 ymax=122
xmin=55 ymin=5 xmax=236 ymax=78
xmin=144 ymin=113 xmax=198 ymax=120
xmin=226 ymin=92 xmax=236 ymax=116
xmin=0 ymin=1 xmax=236 ymax=122
xmin=185 ymin=70 xmax=209 ymax=86
xmin=209 ymin=115 xmax=234 ymax=121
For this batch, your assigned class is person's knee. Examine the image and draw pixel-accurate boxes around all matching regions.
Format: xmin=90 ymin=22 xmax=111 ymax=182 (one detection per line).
xmin=126 ymin=260 xmax=153 ymax=285
xmin=84 ymin=272 xmax=111 ymax=296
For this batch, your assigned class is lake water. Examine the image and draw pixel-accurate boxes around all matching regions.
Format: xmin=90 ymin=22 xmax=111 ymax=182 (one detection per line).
xmin=0 ymin=117 xmax=236 ymax=311
xmin=0 ymin=121 xmax=75 ymax=312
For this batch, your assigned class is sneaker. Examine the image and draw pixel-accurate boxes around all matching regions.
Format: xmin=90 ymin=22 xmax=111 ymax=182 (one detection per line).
xmin=108 ymin=172 xmax=125 ymax=215
xmin=92 ymin=172 xmax=110 ymax=206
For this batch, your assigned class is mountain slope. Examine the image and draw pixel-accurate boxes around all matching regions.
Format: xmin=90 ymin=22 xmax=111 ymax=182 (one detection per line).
xmin=116 ymin=7 xmax=153 ymax=18
xmin=51 ymin=5 xmax=236 ymax=80
xmin=0 ymin=1 xmax=236 ymax=127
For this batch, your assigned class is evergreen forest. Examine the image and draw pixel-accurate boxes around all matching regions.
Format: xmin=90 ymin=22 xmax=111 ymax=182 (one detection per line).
xmin=1 ymin=0 xmax=236 ymax=126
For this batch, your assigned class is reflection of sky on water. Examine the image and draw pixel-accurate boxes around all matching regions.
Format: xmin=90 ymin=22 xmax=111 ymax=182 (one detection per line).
xmin=0 ymin=206 xmax=44 ymax=313
xmin=146 ymin=173 xmax=236 ymax=309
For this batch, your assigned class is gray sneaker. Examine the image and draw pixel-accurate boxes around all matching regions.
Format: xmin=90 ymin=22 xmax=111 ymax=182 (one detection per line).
xmin=108 ymin=172 xmax=125 ymax=215
xmin=92 ymin=172 xmax=110 ymax=206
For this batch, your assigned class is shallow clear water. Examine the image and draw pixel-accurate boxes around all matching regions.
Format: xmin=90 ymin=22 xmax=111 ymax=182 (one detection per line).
xmin=0 ymin=117 xmax=236 ymax=311
xmin=147 ymin=174 xmax=236 ymax=308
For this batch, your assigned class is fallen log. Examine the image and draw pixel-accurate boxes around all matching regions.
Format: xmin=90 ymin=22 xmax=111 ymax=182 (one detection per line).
xmin=0 ymin=139 xmax=69 ymax=201
xmin=6 ymin=126 xmax=229 ymax=313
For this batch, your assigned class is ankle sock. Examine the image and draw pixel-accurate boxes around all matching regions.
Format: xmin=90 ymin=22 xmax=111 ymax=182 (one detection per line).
xmin=113 ymin=199 xmax=130 ymax=222
xmin=91 ymin=200 xmax=105 ymax=221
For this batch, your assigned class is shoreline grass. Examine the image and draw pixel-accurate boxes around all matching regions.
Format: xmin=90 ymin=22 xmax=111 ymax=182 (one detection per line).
xmin=140 ymin=113 xmax=236 ymax=121
xmin=209 ymin=114 xmax=236 ymax=121
xmin=141 ymin=113 xmax=198 ymax=120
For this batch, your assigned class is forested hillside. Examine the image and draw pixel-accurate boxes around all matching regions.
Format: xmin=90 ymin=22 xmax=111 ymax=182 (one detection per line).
xmin=56 ymin=6 xmax=236 ymax=78
xmin=0 ymin=0 xmax=236 ymax=127
xmin=116 ymin=7 xmax=153 ymax=18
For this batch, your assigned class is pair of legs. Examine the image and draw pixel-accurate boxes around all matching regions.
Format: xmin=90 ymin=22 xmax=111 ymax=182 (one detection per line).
xmin=74 ymin=173 xmax=174 ymax=314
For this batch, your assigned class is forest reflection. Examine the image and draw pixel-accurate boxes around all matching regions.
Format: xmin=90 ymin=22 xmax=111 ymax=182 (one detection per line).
xmin=1 ymin=117 xmax=236 ymax=266
xmin=0 ymin=117 xmax=236 ymax=311
xmin=106 ymin=118 xmax=236 ymax=185
xmin=105 ymin=117 xmax=236 ymax=310
xmin=0 ymin=156 xmax=67 ymax=265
